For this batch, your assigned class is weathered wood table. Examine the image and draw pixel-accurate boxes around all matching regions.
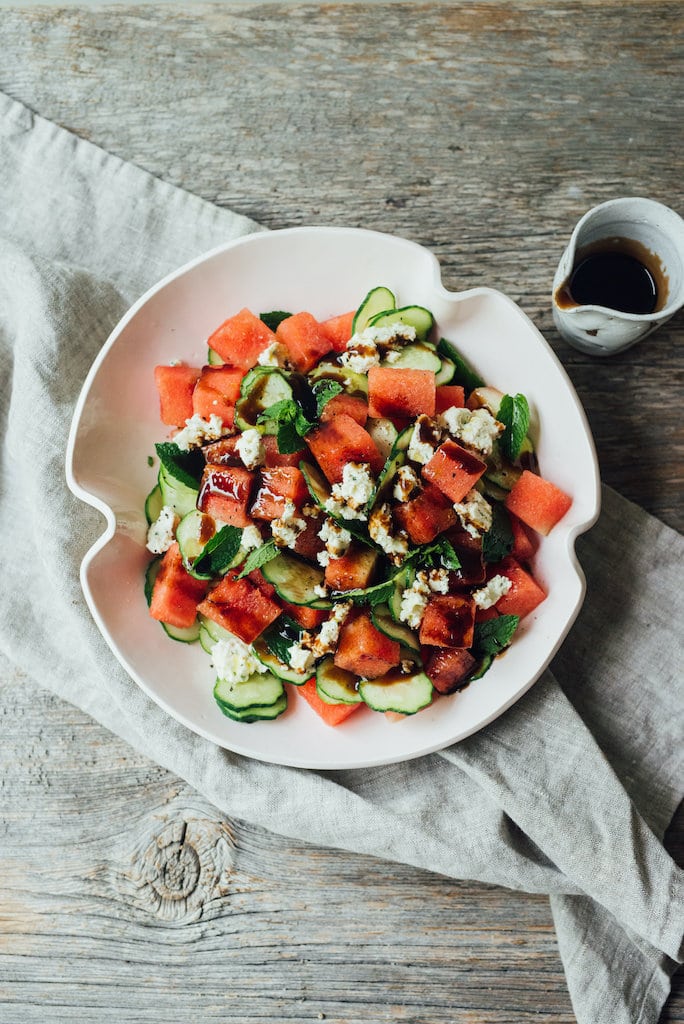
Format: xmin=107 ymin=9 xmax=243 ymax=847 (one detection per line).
xmin=1 ymin=3 xmax=682 ymax=1021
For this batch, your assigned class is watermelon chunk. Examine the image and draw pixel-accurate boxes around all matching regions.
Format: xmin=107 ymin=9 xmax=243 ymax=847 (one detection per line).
xmin=306 ymin=413 xmax=385 ymax=483
xmin=297 ymin=677 xmax=362 ymax=726
xmin=281 ymin=601 xmax=329 ymax=630
xmin=208 ymin=308 xmax=277 ymax=370
xmin=192 ymin=365 xmax=244 ymax=427
xmin=292 ymin=515 xmax=326 ymax=562
xmin=367 ymin=367 xmax=436 ymax=419
xmin=263 ymin=435 xmax=307 ymax=468
xmin=334 ymin=613 xmax=401 ymax=679
xmin=424 ymin=647 xmax=476 ymax=694
xmin=494 ymin=556 xmax=546 ymax=618
xmin=419 ymin=595 xmax=475 ymax=649
xmin=509 ymin=513 xmax=537 ymax=562
xmin=320 ymin=393 xmax=368 ymax=426
xmin=149 ymin=543 xmax=208 ymax=629
xmin=251 ymin=467 xmax=309 ymax=520
xmin=393 ymin=484 xmax=456 ymax=544
xmin=276 ymin=311 xmax=334 ymax=372
xmin=435 ymin=384 xmax=466 ymax=414
xmin=504 ymin=470 xmax=572 ymax=535
xmin=324 ymin=545 xmax=379 ymax=591
xmin=422 ymin=441 xmax=487 ymax=504
xmin=197 ymin=570 xmax=282 ymax=644
xmin=154 ymin=365 xmax=202 ymax=427
xmin=198 ymin=464 xmax=254 ymax=526
xmin=320 ymin=310 xmax=355 ymax=352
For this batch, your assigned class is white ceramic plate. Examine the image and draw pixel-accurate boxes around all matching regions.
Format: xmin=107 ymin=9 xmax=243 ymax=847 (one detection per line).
xmin=66 ymin=226 xmax=600 ymax=769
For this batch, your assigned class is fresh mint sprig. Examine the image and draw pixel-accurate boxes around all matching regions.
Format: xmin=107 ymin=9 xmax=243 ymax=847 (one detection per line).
xmin=237 ymin=538 xmax=280 ymax=578
xmin=312 ymin=378 xmax=344 ymax=416
xmin=498 ymin=393 xmax=530 ymax=461
xmin=257 ymin=398 xmax=315 ymax=454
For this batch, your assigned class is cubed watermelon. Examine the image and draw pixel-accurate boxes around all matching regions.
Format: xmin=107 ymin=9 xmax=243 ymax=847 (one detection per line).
xmin=435 ymin=384 xmax=465 ymax=414
xmin=424 ymin=647 xmax=476 ymax=694
xmin=292 ymin=515 xmax=326 ymax=562
xmin=198 ymin=464 xmax=254 ymax=526
xmin=494 ymin=556 xmax=546 ymax=618
xmin=208 ymin=308 xmax=277 ymax=370
xmin=320 ymin=393 xmax=368 ymax=426
xmin=192 ymin=365 xmax=244 ymax=427
xmin=509 ymin=512 xmax=537 ymax=562
xmin=445 ymin=527 xmax=486 ymax=587
xmin=393 ymin=484 xmax=457 ymax=544
xmin=324 ymin=545 xmax=379 ymax=591
xmin=367 ymin=367 xmax=436 ymax=419
xmin=251 ymin=467 xmax=309 ymax=520
xmin=334 ymin=613 xmax=401 ymax=678
xmin=281 ymin=600 xmax=329 ymax=630
xmin=422 ymin=441 xmax=487 ymax=503
xmin=321 ymin=310 xmax=355 ymax=352
xmin=419 ymin=595 xmax=475 ymax=649
xmin=276 ymin=312 xmax=335 ymax=372
xmin=149 ymin=543 xmax=209 ymax=629
xmin=306 ymin=413 xmax=385 ymax=483
xmin=504 ymin=470 xmax=572 ymax=535
xmin=263 ymin=435 xmax=307 ymax=468
xmin=154 ymin=365 xmax=202 ymax=427
xmin=197 ymin=570 xmax=282 ymax=644
xmin=297 ymin=677 xmax=362 ymax=726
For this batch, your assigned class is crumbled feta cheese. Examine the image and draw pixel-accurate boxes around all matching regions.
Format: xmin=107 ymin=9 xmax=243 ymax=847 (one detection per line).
xmin=407 ymin=414 xmax=442 ymax=465
xmin=453 ymin=488 xmax=493 ymax=538
xmin=368 ymin=503 xmax=409 ymax=564
xmin=271 ymin=500 xmax=306 ymax=549
xmin=211 ymin=635 xmax=267 ymax=684
xmin=168 ymin=358 xmax=181 ymax=367
xmin=399 ymin=571 xmax=431 ymax=629
xmin=439 ymin=406 xmax=503 ymax=456
xmin=339 ymin=339 xmax=380 ymax=374
xmin=330 ymin=461 xmax=375 ymax=511
xmin=473 ymin=574 xmax=512 ymax=610
xmin=384 ymin=350 xmax=403 ymax=364
xmin=174 ymin=414 xmax=225 ymax=451
xmin=241 ymin=524 xmax=263 ymax=551
xmin=317 ymin=550 xmax=331 ymax=567
xmin=324 ymin=495 xmax=366 ymax=522
xmin=318 ymin=517 xmax=352 ymax=559
xmin=339 ymin=323 xmax=416 ymax=374
xmin=302 ymin=503 xmax=322 ymax=518
xmin=257 ymin=341 xmax=290 ymax=368
xmin=313 ymin=583 xmax=329 ymax=598
xmin=305 ymin=602 xmax=353 ymax=659
xmin=235 ymin=428 xmax=265 ymax=470
xmin=393 ymin=465 xmax=420 ymax=502
xmin=428 ymin=568 xmax=450 ymax=594
xmin=288 ymin=642 xmax=315 ymax=674
xmin=146 ymin=505 xmax=177 ymax=554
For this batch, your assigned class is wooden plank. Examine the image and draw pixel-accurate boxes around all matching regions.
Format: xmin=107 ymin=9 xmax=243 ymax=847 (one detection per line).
xmin=0 ymin=4 xmax=682 ymax=1021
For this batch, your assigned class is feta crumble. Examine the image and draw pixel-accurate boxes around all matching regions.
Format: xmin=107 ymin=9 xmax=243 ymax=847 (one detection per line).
xmin=241 ymin=524 xmax=263 ymax=551
xmin=439 ymin=406 xmax=503 ymax=456
xmin=339 ymin=323 xmax=417 ymax=374
xmin=173 ymin=413 xmax=225 ymax=451
xmin=288 ymin=642 xmax=315 ymax=674
xmin=146 ymin=505 xmax=177 ymax=554
xmin=257 ymin=341 xmax=291 ymax=368
xmin=407 ymin=414 xmax=442 ymax=465
xmin=302 ymin=601 xmax=353 ymax=659
xmin=271 ymin=500 xmax=306 ymax=549
xmin=330 ymin=461 xmax=375 ymax=511
xmin=473 ymin=574 xmax=512 ymax=610
xmin=393 ymin=465 xmax=420 ymax=503
xmin=235 ymin=428 xmax=266 ymax=470
xmin=318 ymin=517 xmax=352 ymax=559
xmin=453 ymin=488 xmax=493 ymax=538
xmin=399 ymin=571 xmax=431 ymax=629
xmin=428 ymin=568 xmax=450 ymax=594
xmin=211 ymin=635 xmax=267 ymax=685
xmin=368 ymin=503 xmax=409 ymax=564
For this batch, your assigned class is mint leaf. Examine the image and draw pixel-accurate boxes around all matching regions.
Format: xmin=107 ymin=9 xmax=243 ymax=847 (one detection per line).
xmin=237 ymin=538 xmax=279 ymax=578
xmin=436 ymin=537 xmax=461 ymax=571
xmin=262 ymin=616 xmax=304 ymax=665
xmin=257 ymin=398 xmax=298 ymax=424
xmin=498 ymin=393 xmax=530 ymax=461
xmin=257 ymin=397 xmax=314 ymax=452
xmin=482 ymin=504 xmax=514 ymax=564
xmin=312 ymin=378 xmax=344 ymax=416
xmin=260 ymin=310 xmax=292 ymax=331
xmin=339 ymin=575 xmax=398 ymax=607
xmin=192 ymin=525 xmax=243 ymax=578
xmin=437 ymin=337 xmax=484 ymax=391
xmin=155 ymin=442 xmax=204 ymax=489
xmin=277 ymin=419 xmax=303 ymax=454
xmin=473 ymin=614 xmax=520 ymax=656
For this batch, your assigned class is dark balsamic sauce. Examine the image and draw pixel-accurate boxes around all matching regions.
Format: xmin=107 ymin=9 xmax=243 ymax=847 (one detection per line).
xmin=555 ymin=236 xmax=667 ymax=315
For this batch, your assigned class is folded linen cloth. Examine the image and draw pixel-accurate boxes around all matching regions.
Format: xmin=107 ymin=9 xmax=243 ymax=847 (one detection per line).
xmin=0 ymin=91 xmax=682 ymax=1024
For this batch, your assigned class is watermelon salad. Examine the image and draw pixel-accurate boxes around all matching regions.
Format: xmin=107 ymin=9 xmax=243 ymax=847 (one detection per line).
xmin=144 ymin=286 xmax=572 ymax=726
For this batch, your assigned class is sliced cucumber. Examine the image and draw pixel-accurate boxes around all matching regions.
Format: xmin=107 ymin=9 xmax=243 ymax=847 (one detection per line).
xmin=382 ymin=342 xmax=441 ymax=372
xmin=434 ymin=357 xmax=456 ymax=386
xmin=308 ymin=361 xmax=368 ymax=396
xmin=371 ymin=605 xmax=420 ymax=651
xmin=368 ymin=305 xmax=434 ymax=342
xmin=388 ymin=565 xmax=413 ymax=623
xmin=300 ymin=460 xmax=331 ymax=512
xmin=176 ymin=509 xmax=211 ymax=566
xmin=316 ymin=657 xmax=362 ymax=705
xmin=352 ymin=286 xmax=396 ymax=334
xmin=199 ymin=615 xmax=236 ymax=644
xmin=207 ymin=347 xmax=224 ymax=366
xmin=144 ymin=558 xmax=161 ymax=606
xmin=199 ymin=623 xmax=215 ymax=655
xmin=234 ymin=367 xmax=294 ymax=432
xmin=162 ymin=620 xmax=201 ymax=644
xmin=144 ymin=484 xmax=164 ymax=525
xmin=371 ymin=444 xmax=406 ymax=510
xmin=365 ymin=417 xmax=398 ymax=461
xmin=159 ymin=465 xmax=199 ymax=518
xmin=214 ymin=669 xmax=285 ymax=710
xmin=261 ymin=551 xmax=332 ymax=608
xmin=252 ymin=637 xmax=311 ymax=684
xmin=394 ymin=424 xmax=413 ymax=453
xmin=436 ymin=337 xmax=484 ymax=391
xmin=215 ymin=688 xmax=288 ymax=723
xmin=359 ymin=669 xmax=433 ymax=715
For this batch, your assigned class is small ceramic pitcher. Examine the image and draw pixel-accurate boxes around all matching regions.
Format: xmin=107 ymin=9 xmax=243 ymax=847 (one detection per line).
xmin=552 ymin=197 xmax=684 ymax=355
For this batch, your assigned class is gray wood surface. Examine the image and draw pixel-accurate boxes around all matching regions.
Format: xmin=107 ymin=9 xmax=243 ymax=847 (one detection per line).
xmin=0 ymin=4 xmax=682 ymax=1022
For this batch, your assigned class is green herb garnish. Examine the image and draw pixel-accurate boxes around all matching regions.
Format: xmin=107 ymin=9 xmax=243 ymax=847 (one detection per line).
xmin=498 ymin=393 xmax=530 ymax=461
xmin=473 ymin=614 xmax=520 ymax=657
xmin=437 ymin=337 xmax=484 ymax=391
xmin=482 ymin=504 xmax=514 ymax=564
xmin=312 ymin=378 xmax=344 ymax=416
xmin=237 ymin=538 xmax=280 ymax=578
xmin=257 ymin=398 xmax=315 ymax=454
xmin=192 ymin=525 xmax=243 ymax=578
xmin=260 ymin=310 xmax=292 ymax=331
xmin=154 ymin=442 xmax=204 ymax=489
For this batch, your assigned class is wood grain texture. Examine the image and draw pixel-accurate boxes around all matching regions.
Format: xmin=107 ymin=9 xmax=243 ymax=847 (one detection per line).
xmin=0 ymin=4 xmax=682 ymax=1022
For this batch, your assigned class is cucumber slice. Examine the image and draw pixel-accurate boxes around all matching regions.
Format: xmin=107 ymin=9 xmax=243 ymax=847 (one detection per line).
xmin=252 ymin=637 xmax=311 ymax=684
xmin=144 ymin=557 xmax=161 ymax=606
xmin=436 ymin=338 xmax=484 ymax=391
xmin=382 ymin=343 xmax=441 ymax=372
xmin=234 ymin=367 xmax=294 ymax=432
xmin=434 ymin=357 xmax=456 ymax=386
xmin=199 ymin=623 xmax=215 ymax=655
xmin=207 ymin=347 xmax=224 ymax=366
xmin=388 ymin=565 xmax=413 ymax=623
xmin=214 ymin=669 xmax=285 ymax=710
xmin=316 ymin=657 xmax=362 ymax=705
xmin=159 ymin=465 xmax=199 ymax=518
xmin=365 ymin=417 xmax=398 ymax=461
xmin=371 ymin=605 xmax=420 ymax=651
xmin=144 ymin=484 xmax=164 ymax=525
xmin=394 ymin=424 xmax=414 ymax=453
xmin=215 ymin=688 xmax=288 ymax=722
xmin=162 ymin=620 xmax=201 ymax=644
xmin=199 ymin=615 xmax=236 ymax=644
xmin=359 ymin=669 xmax=433 ymax=715
xmin=371 ymin=444 xmax=406 ymax=510
xmin=176 ymin=509 xmax=211 ymax=566
xmin=260 ymin=551 xmax=332 ymax=608
xmin=299 ymin=460 xmax=331 ymax=512
xmin=308 ymin=361 xmax=368 ymax=396
xmin=369 ymin=305 xmax=434 ymax=342
xmin=352 ymin=286 xmax=396 ymax=334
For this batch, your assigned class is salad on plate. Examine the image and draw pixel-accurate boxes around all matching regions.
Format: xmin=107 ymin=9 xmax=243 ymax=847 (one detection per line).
xmin=144 ymin=287 xmax=572 ymax=726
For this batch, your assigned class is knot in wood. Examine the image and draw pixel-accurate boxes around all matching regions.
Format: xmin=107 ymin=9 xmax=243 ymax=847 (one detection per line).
xmin=155 ymin=838 xmax=200 ymax=901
